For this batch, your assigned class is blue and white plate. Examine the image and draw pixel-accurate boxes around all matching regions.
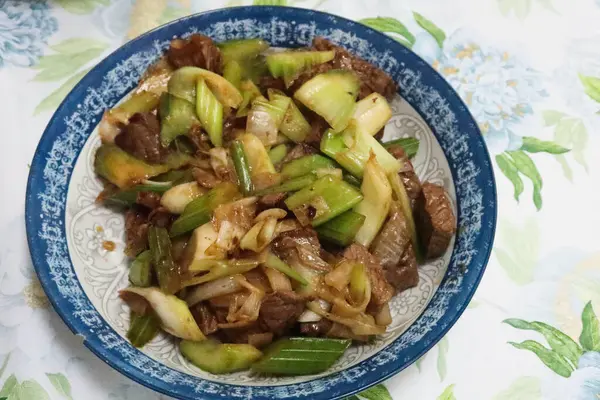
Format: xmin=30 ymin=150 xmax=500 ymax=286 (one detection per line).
xmin=25 ymin=6 xmax=496 ymax=400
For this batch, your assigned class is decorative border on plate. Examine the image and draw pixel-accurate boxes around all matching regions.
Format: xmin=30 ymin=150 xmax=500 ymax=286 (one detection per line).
xmin=25 ymin=6 xmax=496 ymax=400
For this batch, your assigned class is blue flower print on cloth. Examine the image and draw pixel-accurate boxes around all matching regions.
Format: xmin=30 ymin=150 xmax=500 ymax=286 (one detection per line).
xmin=0 ymin=0 xmax=58 ymax=68
xmin=413 ymin=28 xmax=548 ymax=155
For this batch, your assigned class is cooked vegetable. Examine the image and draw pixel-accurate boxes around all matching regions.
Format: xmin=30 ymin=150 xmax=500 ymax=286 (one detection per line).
xmin=321 ymin=126 xmax=401 ymax=177
xmin=316 ymin=210 xmax=366 ymax=246
xmin=218 ymin=38 xmax=270 ymax=62
xmin=254 ymin=173 xmax=316 ymax=196
xmin=383 ymin=137 xmax=420 ymax=159
xmin=94 ymin=144 xmax=171 ymax=188
xmin=252 ymin=337 xmax=351 ymax=375
xmin=352 ymin=93 xmax=392 ymax=136
xmin=110 ymin=91 xmax=160 ymax=122
xmin=121 ymin=287 xmax=205 ymax=341
xmin=294 ymin=70 xmax=360 ymax=132
xmin=185 ymin=276 xmax=242 ymax=307
xmin=247 ymin=96 xmax=290 ymax=146
xmin=170 ymin=182 xmax=241 ymax=236
xmin=129 ymin=250 xmax=153 ymax=287
xmin=148 ymin=226 xmax=181 ymax=294
xmin=268 ymin=144 xmax=288 ymax=164
xmin=285 ymin=175 xmax=364 ymax=226
xmin=279 ymin=99 xmax=311 ymax=142
xmin=240 ymin=217 xmax=279 ymax=252
xmin=181 ymin=259 xmax=260 ymax=287
xmin=159 ymin=92 xmax=199 ymax=146
xmin=223 ymin=60 xmax=243 ymax=89
xmin=182 ymin=223 xmax=222 ymax=272
xmin=388 ymin=172 xmax=423 ymax=262
xmin=195 ymin=78 xmax=223 ymax=147
xmin=280 ymin=154 xmax=338 ymax=180
xmin=231 ymin=140 xmax=254 ymax=195
xmin=266 ymin=50 xmax=335 ymax=86
xmin=181 ymin=339 xmax=263 ymax=374
xmin=236 ymin=79 xmax=262 ymax=117
xmin=353 ymin=155 xmax=392 ymax=247
xmin=104 ymin=180 xmax=172 ymax=208
xmin=160 ymin=182 xmax=206 ymax=214
xmin=263 ymin=251 xmax=309 ymax=286
xmin=127 ymin=312 xmax=160 ymax=348
xmin=238 ymin=133 xmax=279 ymax=189
xmin=168 ymin=66 xmax=243 ymax=107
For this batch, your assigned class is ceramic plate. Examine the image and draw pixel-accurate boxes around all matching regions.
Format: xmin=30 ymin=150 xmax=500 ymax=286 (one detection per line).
xmin=25 ymin=6 xmax=496 ymax=400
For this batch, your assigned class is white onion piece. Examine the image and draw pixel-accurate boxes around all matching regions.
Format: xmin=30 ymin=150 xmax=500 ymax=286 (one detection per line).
xmin=185 ymin=276 xmax=243 ymax=307
xmin=297 ymin=299 xmax=331 ymax=323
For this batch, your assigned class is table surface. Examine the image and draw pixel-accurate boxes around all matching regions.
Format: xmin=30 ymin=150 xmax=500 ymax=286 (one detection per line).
xmin=1 ymin=0 xmax=599 ymax=399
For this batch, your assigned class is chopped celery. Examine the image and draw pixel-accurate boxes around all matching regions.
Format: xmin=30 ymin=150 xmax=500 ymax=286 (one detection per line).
xmin=320 ymin=127 xmax=401 ymax=178
xmin=170 ymin=182 xmax=241 ymax=236
xmin=352 ymin=93 xmax=393 ymax=136
xmin=160 ymin=182 xmax=206 ymax=214
xmin=254 ymin=173 xmax=317 ymax=196
xmin=236 ymin=79 xmax=262 ymax=117
xmin=195 ymin=78 xmax=223 ymax=147
xmin=285 ymin=175 xmax=364 ymax=226
xmin=181 ymin=259 xmax=260 ymax=287
xmin=181 ymin=339 xmax=263 ymax=374
xmin=159 ymin=93 xmax=199 ymax=146
xmin=266 ymin=50 xmax=335 ymax=86
xmin=263 ymin=252 xmax=308 ymax=285
xmin=383 ymin=137 xmax=420 ymax=159
xmin=294 ymin=69 xmax=359 ymax=132
xmin=110 ymin=91 xmax=160 ymax=122
xmin=388 ymin=172 xmax=423 ymax=262
xmin=316 ymin=210 xmax=365 ymax=246
xmin=238 ymin=133 xmax=277 ymax=177
xmin=268 ymin=144 xmax=288 ymax=164
xmin=218 ymin=38 xmax=270 ymax=62
xmin=342 ymin=173 xmax=362 ymax=188
xmin=94 ymin=144 xmax=170 ymax=189
xmin=247 ymin=96 xmax=290 ymax=146
xmin=168 ymin=66 xmax=242 ymax=108
xmin=279 ymin=99 xmax=311 ymax=142
xmin=121 ymin=287 xmax=205 ymax=341
xmin=280 ymin=154 xmax=338 ymax=180
xmin=252 ymin=337 xmax=351 ymax=375
xmin=148 ymin=226 xmax=181 ymax=294
xmin=353 ymin=156 xmax=392 ymax=247
xmin=129 ymin=250 xmax=153 ymax=287
xmin=127 ymin=312 xmax=160 ymax=348
xmin=231 ymin=140 xmax=254 ymax=195
xmin=223 ymin=60 xmax=242 ymax=89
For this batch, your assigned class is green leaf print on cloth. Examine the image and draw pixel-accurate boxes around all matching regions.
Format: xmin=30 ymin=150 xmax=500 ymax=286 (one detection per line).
xmin=253 ymin=0 xmax=288 ymax=5
xmin=509 ymin=340 xmax=574 ymax=377
xmin=9 ymin=380 xmax=50 ymax=400
xmin=45 ymin=373 xmax=72 ymax=400
xmin=578 ymin=74 xmax=600 ymax=103
xmin=543 ymin=110 xmax=589 ymax=181
xmin=55 ymin=0 xmax=109 ymax=15
xmin=580 ymin=302 xmax=600 ymax=352
xmin=412 ymin=12 xmax=445 ymax=48
xmin=414 ymin=336 xmax=449 ymax=381
xmin=33 ymin=37 xmax=108 ymax=114
xmin=343 ymin=384 xmax=392 ymax=400
xmin=494 ymin=215 xmax=539 ymax=284
xmin=437 ymin=384 xmax=456 ymax=400
xmin=493 ymin=376 xmax=542 ymax=400
xmin=358 ymin=17 xmax=415 ymax=48
xmin=497 ymin=0 xmax=556 ymax=19
xmin=0 ymin=375 xmax=17 ymax=398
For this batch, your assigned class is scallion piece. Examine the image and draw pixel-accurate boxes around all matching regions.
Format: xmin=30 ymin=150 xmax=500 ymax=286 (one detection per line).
xmin=316 ymin=210 xmax=366 ymax=246
xmin=148 ymin=226 xmax=181 ymax=294
xmin=127 ymin=312 xmax=160 ymax=348
xmin=252 ymin=337 xmax=351 ymax=375
xmin=231 ymin=140 xmax=254 ymax=195
xmin=263 ymin=252 xmax=309 ymax=285
xmin=254 ymin=173 xmax=317 ymax=196
xmin=280 ymin=154 xmax=338 ymax=180
xmin=279 ymin=99 xmax=311 ymax=142
xmin=382 ymin=137 xmax=420 ymax=159
xmin=129 ymin=250 xmax=153 ymax=287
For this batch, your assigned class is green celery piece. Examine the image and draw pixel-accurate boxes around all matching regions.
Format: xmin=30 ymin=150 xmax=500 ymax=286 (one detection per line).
xmin=383 ymin=137 xmax=420 ymax=159
xmin=281 ymin=154 xmax=338 ymax=179
xmin=254 ymin=173 xmax=317 ymax=196
xmin=252 ymin=337 xmax=351 ymax=375
xmin=127 ymin=312 xmax=160 ymax=348
xmin=180 ymin=339 xmax=263 ymax=374
xmin=316 ymin=210 xmax=366 ymax=246
xmin=247 ymin=98 xmax=290 ymax=146
xmin=263 ymin=252 xmax=309 ymax=285
xmin=266 ymin=50 xmax=335 ymax=86
xmin=148 ymin=226 xmax=180 ymax=294
xmin=238 ymin=133 xmax=277 ymax=176
xmin=236 ymin=79 xmax=262 ymax=117
xmin=284 ymin=175 xmax=364 ymax=226
xmin=170 ymin=182 xmax=241 ymax=237
xmin=231 ymin=140 xmax=254 ymax=195
xmin=343 ymin=173 xmax=362 ymax=188
xmin=111 ymin=91 xmax=160 ymax=119
xmin=168 ymin=66 xmax=243 ymax=108
xmin=294 ymin=69 xmax=360 ymax=132
xmin=195 ymin=78 xmax=223 ymax=147
xmin=268 ymin=144 xmax=288 ymax=165
xmin=154 ymin=169 xmax=195 ymax=185
xmin=352 ymin=93 xmax=392 ymax=137
xmin=218 ymin=38 xmax=270 ymax=63
xmin=223 ymin=60 xmax=243 ymax=89
xmin=279 ymin=99 xmax=311 ymax=142
xmin=159 ymin=92 xmax=199 ymax=146
xmin=129 ymin=250 xmax=153 ymax=287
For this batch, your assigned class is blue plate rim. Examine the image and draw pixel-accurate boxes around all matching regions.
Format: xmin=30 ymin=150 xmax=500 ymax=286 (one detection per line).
xmin=25 ymin=5 xmax=497 ymax=400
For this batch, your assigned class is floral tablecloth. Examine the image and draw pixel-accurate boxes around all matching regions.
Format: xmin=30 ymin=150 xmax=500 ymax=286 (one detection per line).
xmin=1 ymin=0 xmax=599 ymax=399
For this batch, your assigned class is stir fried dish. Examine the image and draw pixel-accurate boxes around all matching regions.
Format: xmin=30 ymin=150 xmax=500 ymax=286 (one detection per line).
xmin=94 ymin=34 xmax=457 ymax=376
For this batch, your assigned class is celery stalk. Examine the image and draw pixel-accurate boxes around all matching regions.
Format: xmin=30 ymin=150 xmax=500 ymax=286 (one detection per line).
xmin=110 ymin=91 xmax=160 ymax=122
xmin=159 ymin=93 xmax=199 ymax=146
xmin=279 ymin=100 xmax=311 ymax=142
xmin=218 ymin=38 xmax=270 ymax=63
xmin=266 ymin=50 xmax=335 ymax=86
xmin=268 ymin=144 xmax=288 ymax=165
xmin=316 ymin=210 xmax=365 ymax=246
xmin=148 ymin=226 xmax=181 ymax=294
xmin=294 ymin=70 xmax=360 ymax=132
xmin=254 ymin=173 xmax=317 ymax=196
xmin=246 ymin=98 xmax=290 ymax=146
xmin=168 ymin=66 xmax=242 ymax=108
xmin=352 ymin=93 xmax=393 ymax=136
xmin=181 ymin=339 xmax=263 ymax=374
xmin=127 ymin=312 xmax=160 ymax=348
xmin=223 ymin=60 xmax=243 ymax=89
xmin=236 ymin=79 xmax=262 ymax=117
xmin=129 ymin=250 xmax=153 ymax=287
xmin=353 ymin=156 xmax=392 ymax=247
xmin=238 ymin=133 xmax=277 ymax=177
xmin=195 ymin=78 xmax=223 ymax=147
xmin=280 ymin=154 xmax=338 ymax=180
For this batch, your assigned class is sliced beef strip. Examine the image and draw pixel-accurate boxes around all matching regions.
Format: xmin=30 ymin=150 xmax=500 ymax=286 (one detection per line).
xmin=114 ymin=112 xmax=168 ymax=164
xmin=312 ymin=37 xmax=398 ymax=100
xmin=192 ymin=167 xmax=221 ymax=189
xmin=387 ymin=145 xmax=422 ymax=209
xmin=166 ymin=34 xmax=222 ymax=73
xmin=136 ymin=191 xmax=161 ymax=210
xmin=148 ymin=207 xmax=175 ymax=229
xmin=271 ymin=227 xmax=330 ymax=271
xmin=258 ymin=291 xmax=305 ymax=336
xmin=299 ymin=319 xmax=333 ymax=337
xmin=416 ymin=182 xmax=456 ymax=259
xmin=389 ymin=244 xmax=419 ymax=293
xmin=257 ymin=192 xmax=288 ymax=211
xmin=281 ymin=143 xmax=318 ymax=164
xmin=343 ymin=243 xmax=394 ymax=307
xmin=259 ymin=76 xmax=286 ymax=93
xmin=219 ymin=322 xmax=268 ymax=344
xmin=190 ymin=302 xmax=219 ymax=336
xmin=124 ymin=208 xmax=149 ymax=257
